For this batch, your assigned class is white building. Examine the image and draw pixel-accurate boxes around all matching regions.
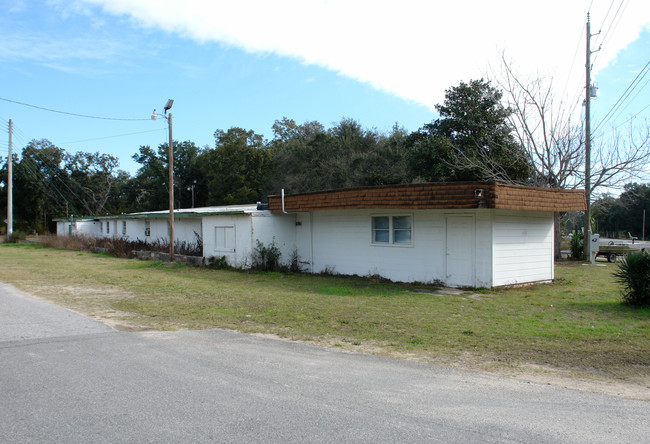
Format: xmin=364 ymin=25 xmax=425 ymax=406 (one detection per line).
xmin=56 ymin=217 xmax=102 ymax=237
xmin=56 ymin=182 xmax=586 ymax=288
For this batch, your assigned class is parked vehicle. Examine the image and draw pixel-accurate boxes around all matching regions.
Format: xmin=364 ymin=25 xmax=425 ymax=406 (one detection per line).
xmin=596 ymin=242 xmax=641 ymax=263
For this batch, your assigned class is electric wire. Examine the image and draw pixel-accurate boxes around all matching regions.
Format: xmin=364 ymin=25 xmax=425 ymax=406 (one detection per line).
xmin=560 ymin=20 xmax=587 ymax=107
xmin=592 ymin=0 xmax=628 ymax=68
xmin=605 ymin=76 xmax=650 ymax=131
xmin=0 ymin=96 xmax=151 ymax=121
xmin=592 ymin=58 xmax=650 ymax=137
xmin=5 ymin=121 xmax=97 ymax=215
xmin=59 ymin=128 xmax=165 ymax=145
xmin=611 ymin=100 xmax=650 ymax=132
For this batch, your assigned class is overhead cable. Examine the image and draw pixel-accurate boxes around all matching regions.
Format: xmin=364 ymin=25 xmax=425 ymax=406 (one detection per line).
xmin=0 ymin=96 xmax=150 ymax=121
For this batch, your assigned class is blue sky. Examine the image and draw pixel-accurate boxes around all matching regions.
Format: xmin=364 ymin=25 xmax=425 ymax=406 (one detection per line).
xmin=0 ymin=0 xmax=648 ymax=176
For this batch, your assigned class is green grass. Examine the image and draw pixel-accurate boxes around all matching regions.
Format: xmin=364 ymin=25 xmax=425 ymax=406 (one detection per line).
xmin=1 ymin=243 xmax=648 ymax=384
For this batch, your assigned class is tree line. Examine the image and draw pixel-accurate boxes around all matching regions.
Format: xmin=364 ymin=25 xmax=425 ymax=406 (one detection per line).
xmin=2 ymin=75 xmax=648 ymax=235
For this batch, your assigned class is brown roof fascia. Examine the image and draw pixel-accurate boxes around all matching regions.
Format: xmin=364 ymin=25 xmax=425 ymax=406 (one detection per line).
xmin=268 ymin=182 xmax=586 ymax=213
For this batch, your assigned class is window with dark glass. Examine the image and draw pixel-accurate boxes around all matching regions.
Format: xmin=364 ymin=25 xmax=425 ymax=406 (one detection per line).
xmin=371 ymin=215 xmax=412 ymax=245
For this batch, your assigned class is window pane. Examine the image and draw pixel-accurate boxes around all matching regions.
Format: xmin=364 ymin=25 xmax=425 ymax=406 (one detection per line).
xmin=373 ymin=216 xmax=389 ymax=229
xmin=394 ymin=229 xmax=411 ymax=243
xmin=393 ymin=216 xmax=411 ymax=229
xmin=374 ymin=230 xmax=389 ymax=243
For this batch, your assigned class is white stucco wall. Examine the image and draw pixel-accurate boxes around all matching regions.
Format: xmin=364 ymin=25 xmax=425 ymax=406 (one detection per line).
xmin=202 ymin=214 xmax=253 ymax=267
xmin=295 ymin=209 xmax=502 ymax=286
xmin=201 ymin=211 xmax=295 ymax=268
xmin=56 ymin=220 xmax=101 ymax=237
xmin=492 ymin=211 xmax=554 ymax=286
xmin=174 ymin=219 xmax=203 ymax=247
xmin=304 ymin=209 xmax=495 ymax=285
xmin=124 ymin=219 xmax=147 ymax=241
xmin=251 ymin=212 xmax=296 ymax=266
xmin=57 ymin=206 xmax=556 ymax=288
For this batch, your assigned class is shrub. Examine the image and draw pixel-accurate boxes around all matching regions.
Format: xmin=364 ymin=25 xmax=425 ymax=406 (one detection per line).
xmin=251 ymin=239 xmax=282 ymax=271
xmin=209 ymin=256 xmax=231 ymax=270
xmin=570 ymin=232 xmax=583 ymax=260
xmin=288 ymin=249 xmax=301 ymax=272
xmin=614 ymin=252 xmax=650 ymax=307
xmin=6 ymin=231 xmax=27 ymax=243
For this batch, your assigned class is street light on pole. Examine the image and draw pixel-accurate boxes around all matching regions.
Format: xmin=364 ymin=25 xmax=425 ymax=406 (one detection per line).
xmin=187 ymin=180 xmax=196 ymax=209
xmin=151 ymin=99 xmax=175 ymax=261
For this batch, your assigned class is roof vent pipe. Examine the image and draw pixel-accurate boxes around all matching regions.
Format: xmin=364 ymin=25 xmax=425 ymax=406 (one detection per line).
xmin=282 ymin=189 xmax=287 ymax=213
xmin=281 ymin=188 xmax=300 ymax=214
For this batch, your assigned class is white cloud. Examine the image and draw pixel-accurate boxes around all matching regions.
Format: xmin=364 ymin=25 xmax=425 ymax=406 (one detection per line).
xmin=78 ymin=0 xmax=650 ymax=109
xmin=0 ymin=32 xmax=122 ymax=64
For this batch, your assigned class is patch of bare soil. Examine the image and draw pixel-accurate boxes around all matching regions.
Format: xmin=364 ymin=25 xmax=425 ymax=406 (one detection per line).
xmin=22 ymin=284 xmax=153 ymax=332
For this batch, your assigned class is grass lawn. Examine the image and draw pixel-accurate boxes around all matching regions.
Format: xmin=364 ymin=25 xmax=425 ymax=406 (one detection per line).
xmin=1 ymin=243 xmax=648 ymax=388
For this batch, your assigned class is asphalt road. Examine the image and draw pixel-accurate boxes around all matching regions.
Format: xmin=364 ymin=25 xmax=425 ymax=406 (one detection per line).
xmin=1 ymin=282 xmax=647 ymax=443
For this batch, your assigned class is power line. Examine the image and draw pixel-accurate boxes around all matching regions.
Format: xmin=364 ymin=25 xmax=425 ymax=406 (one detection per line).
xmin=611 ymin=101 xmax=650 ymax=132
xmin=593 ymin=58 xmax=650 ymax=136
xmin=0 ymin=96 xmax=151 ymax=121
xmin=560 ymin=20 xmax=587 ymax=105
xmin=6 ymin=121 xmax=102 ymax=215
xmin=592 ymin=0 xmax=628 ymax=68
xmin=59 ymin=128 xmax=165 ymax=145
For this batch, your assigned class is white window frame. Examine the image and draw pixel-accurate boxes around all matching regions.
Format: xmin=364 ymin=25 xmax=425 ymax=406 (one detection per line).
xmin=106 ymin=221 xmax=110 ymax=234
xmin=122 ymin=221 xmax=127 ymax=236
xmin=371 ymin=214 xmax=413 ymax=246
xmin=144 ymin=220 xmax=151 ymax=237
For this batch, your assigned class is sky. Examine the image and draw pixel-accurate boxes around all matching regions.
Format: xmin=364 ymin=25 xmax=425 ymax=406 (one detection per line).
xmin=0 ymin=0 xmax=648 ymax=175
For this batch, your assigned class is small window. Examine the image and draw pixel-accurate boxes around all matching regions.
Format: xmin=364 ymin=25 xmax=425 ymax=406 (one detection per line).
xmin=144 ymin=220 xmax=151 ymax=237
xmin=215 ymin=226 xmax=236 ymax=252
xmin=393 ymin=216 xmax=412 ymax=243
xmin=106 ymin=221 xmax=110 ymax=234
xmin=371 ymin=215 xmax=412 ymax=245
xmin=122 ymin=221 xmax=127 ymax=236
xmin=372 ymin=216 xmax=390 ymax=243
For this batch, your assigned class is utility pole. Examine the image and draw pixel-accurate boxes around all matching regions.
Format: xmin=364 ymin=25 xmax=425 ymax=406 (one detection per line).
xmin=584 ymin=13 xmax=599 ymax=263
xmin=168 ymin=112 xmax=174 ymax=261
xmin=151 ymin=99 xmax=174 ymax=261
xmin=7 ymin=119 xmax=12 ymax=241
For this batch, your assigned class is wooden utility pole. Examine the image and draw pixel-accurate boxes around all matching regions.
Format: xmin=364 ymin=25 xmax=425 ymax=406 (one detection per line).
xmin=584 ymin=14 xmax=593 ymax=262
xmin=168 ymin=112 xmax=174 ymax=262
xmin=7 ymin=119 xmax=12 ymax=241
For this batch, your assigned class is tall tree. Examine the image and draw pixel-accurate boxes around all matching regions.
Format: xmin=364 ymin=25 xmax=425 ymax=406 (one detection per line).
xmin=132 ymin=140 xmax=203 ymax=211
xmin=407 ymin=79 xmax=532 ymax=183
xmin=593 ymin=183 xmax=650 ymax=239
xmin=495 ymin=56 xmax=650 ymax=192
xmin=65 ymin=151 xmax=120 ymax=215
xmin=201 ymin=127 xmax=270 ymax=205
xmin=12 ymin=139 xmax=69 ymax=232
xmin=268 ymin=117 xmax=340 ymax=193
xmin=268 ymin=117 xmax=409 ymax=194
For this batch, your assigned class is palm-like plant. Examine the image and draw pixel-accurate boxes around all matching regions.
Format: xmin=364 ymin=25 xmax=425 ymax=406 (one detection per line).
xmin=614 ymin=252 xmax=650 ymax=307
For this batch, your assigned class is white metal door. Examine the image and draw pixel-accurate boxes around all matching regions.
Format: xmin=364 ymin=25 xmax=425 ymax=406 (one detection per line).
xmin=446 ymin=215 xmax=475 ymax=287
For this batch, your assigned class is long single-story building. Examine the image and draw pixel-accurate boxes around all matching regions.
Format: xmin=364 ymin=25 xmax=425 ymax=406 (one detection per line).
xmin=56 ymin=182 xmax=586 ymax=287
